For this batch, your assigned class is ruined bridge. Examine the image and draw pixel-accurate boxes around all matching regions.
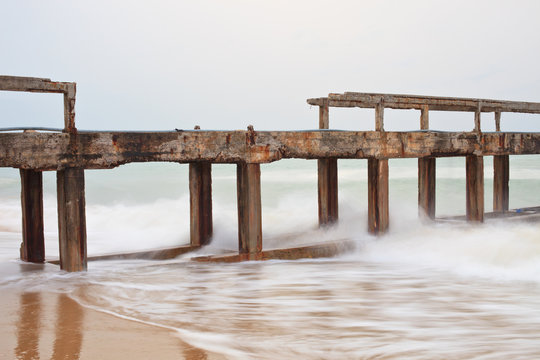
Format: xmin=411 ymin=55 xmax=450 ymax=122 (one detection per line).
xmin=2 ymin=75 xmax=540 ymax=271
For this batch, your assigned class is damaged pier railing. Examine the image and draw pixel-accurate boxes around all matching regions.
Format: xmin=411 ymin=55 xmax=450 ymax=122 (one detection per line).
xmin=2 ymin=76 xmax=540 ymax=272
xmin=308 ymin=92 xmax=540 ymax=232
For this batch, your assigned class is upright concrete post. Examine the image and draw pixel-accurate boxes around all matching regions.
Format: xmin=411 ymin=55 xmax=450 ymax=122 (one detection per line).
xmin=317 ymin=100 xmax=338 ymax=226
xmin=318 ymin=158 xmax=338 ymax=225
xmin=58 ymin=80 xmax=86 ymax=270
xmin=318 ymin=101 xmax=329 ymax=130
xmin=466 ymin=155 xmax=484 ymax=222
xmin=20 ymin=169 xmax=45 ymax=263
xmin=375 ymin=101 xmax=384 ymax=131
xmin=418 ymin=157 xmax=436 ymax=219
xmin=493 ymin=112 xmax=509 ymax=213
xmin=368 ymin=99 xmax=389 ymax=234
xmin=474 ymin=108 xmax=482 ymax=132
xmin=237 ymin=162 xmax=262 ymax=259
xmin=57 ymin=168 xmax=87 ymax=271
xmin=493 ymin=155 xmax=509 ymax=213
xmin=418 ymin=105 xmax=436 ymax=219
xmin=368 ymin=158 xmax=389 ymax=234
xmin=189 ymin=162 xmax=213 ymax=246
xmin=63 ymin=83 xmax=76 ymax=133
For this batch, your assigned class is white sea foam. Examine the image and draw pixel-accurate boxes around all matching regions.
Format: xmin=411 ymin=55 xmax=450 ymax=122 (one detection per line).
xmin=2 ymin=158 xmax=540 ymax=358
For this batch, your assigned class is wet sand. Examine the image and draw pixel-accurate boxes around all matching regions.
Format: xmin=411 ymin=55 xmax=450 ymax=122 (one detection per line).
xmin=0 ymin=274 xmax=219 ymax=359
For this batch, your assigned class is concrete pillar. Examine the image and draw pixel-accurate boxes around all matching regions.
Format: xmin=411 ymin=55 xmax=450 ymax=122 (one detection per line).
xmin=20 ymin=169 xmax=45 ymax=263
xmin=189 ymin=162 xmax=213 ymax=246
xmin=57 ymin=168 xmax=87 ymax=271
xmin=237 ymin=163 xmax=262 ymax=259
xmin=368 ymin=158 xmax=389 ymax=234
xmin=466 ymin=155 xmax=484 ymax=222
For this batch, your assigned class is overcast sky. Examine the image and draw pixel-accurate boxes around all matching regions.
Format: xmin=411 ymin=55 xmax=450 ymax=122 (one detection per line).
xmin=1 ymin=0 xmax=540 ymax=132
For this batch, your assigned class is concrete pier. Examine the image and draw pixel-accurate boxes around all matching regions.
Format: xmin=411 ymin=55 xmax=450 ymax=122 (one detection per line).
xmin=3 ymin=76 xmax=540 ymax=269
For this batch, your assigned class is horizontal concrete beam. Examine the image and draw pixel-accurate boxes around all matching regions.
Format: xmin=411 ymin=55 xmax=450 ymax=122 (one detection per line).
xmin=0 ymin=75 xmax=74 ymax=95
xmin=0 ymin=75 xmax=77 ymax=132
xmin=193 ymin=240 xmax=356 ymax=262
xmin=307 ymin=93 xmax=540 ymax=114
xmin=1 ymin=130 xmax=540 ymax=170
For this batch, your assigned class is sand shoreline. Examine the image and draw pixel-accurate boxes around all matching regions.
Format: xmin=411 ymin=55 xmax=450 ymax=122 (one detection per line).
xmin=0 ymin=263 xmax=221 ymax=360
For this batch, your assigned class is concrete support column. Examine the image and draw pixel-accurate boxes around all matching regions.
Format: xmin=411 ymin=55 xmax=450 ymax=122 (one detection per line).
xmin=189 ymin=162 xmax=213 ymax=246
xmin=368 ymin=158 xmax=389 ymax=234
xmin=418 ymin=158 xmax=436 ymax=219
xmin=466 ymin=155 xmax=484 ymax=222
xmin=57 ymin=168 xmax=87 ymax=271
xmin=237 ymin=163 xmax=262 ymax=259
xmin=493 ymin=155 xmax=509 ymax=213
xmin=318 ymin=158 xmax=338 ymax=226
xmin=317 ymin=101 xmax=339 ymax=226
xmin=20 ymin=169 xmax=45 ymax=263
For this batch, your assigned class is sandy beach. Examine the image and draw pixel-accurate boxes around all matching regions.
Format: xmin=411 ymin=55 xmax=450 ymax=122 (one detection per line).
xmin=0 ymin=263 xmax=220 ymax=360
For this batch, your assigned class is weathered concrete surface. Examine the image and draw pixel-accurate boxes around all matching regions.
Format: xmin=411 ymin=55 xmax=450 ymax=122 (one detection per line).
xmin=466 ymin=155 xmax=484 ymax=222
xmin=493 ymin=155 xmax=509 ymax=213
xmin=47 ymin=245 xmax=201 ymax=264
xmin=368 ymin=158 xmax=389 ymax=234
xmin=237 ymin=163 xmax=262 ymax=258
xmin=2 ymin=131 xmax=540 ymax=170
xmin=0 ymin=75 xmax=76 ymax=131
xmin=189 ymin=162 xmax=213 ymax=246
xmin=192 ymin=240 xmax=356 ymax=263
xmin=57 ymin=168 xmax=87 ymax=271
xmin=418 ymin=157 xmax=436 ymax=219
xmin=20 ymin=169 xmax=45 ymax=263
xmin=318 ymin=158 xmax=338 ymax=226
xmin=0 ymin=75 xmax=72 ymax=93
xmin=308 ymin=92 xmax=540 ymax=113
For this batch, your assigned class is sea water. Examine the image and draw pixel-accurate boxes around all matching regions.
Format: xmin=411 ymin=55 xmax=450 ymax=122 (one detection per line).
xmin=2 ymin=157 xmax=540 ymax=359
